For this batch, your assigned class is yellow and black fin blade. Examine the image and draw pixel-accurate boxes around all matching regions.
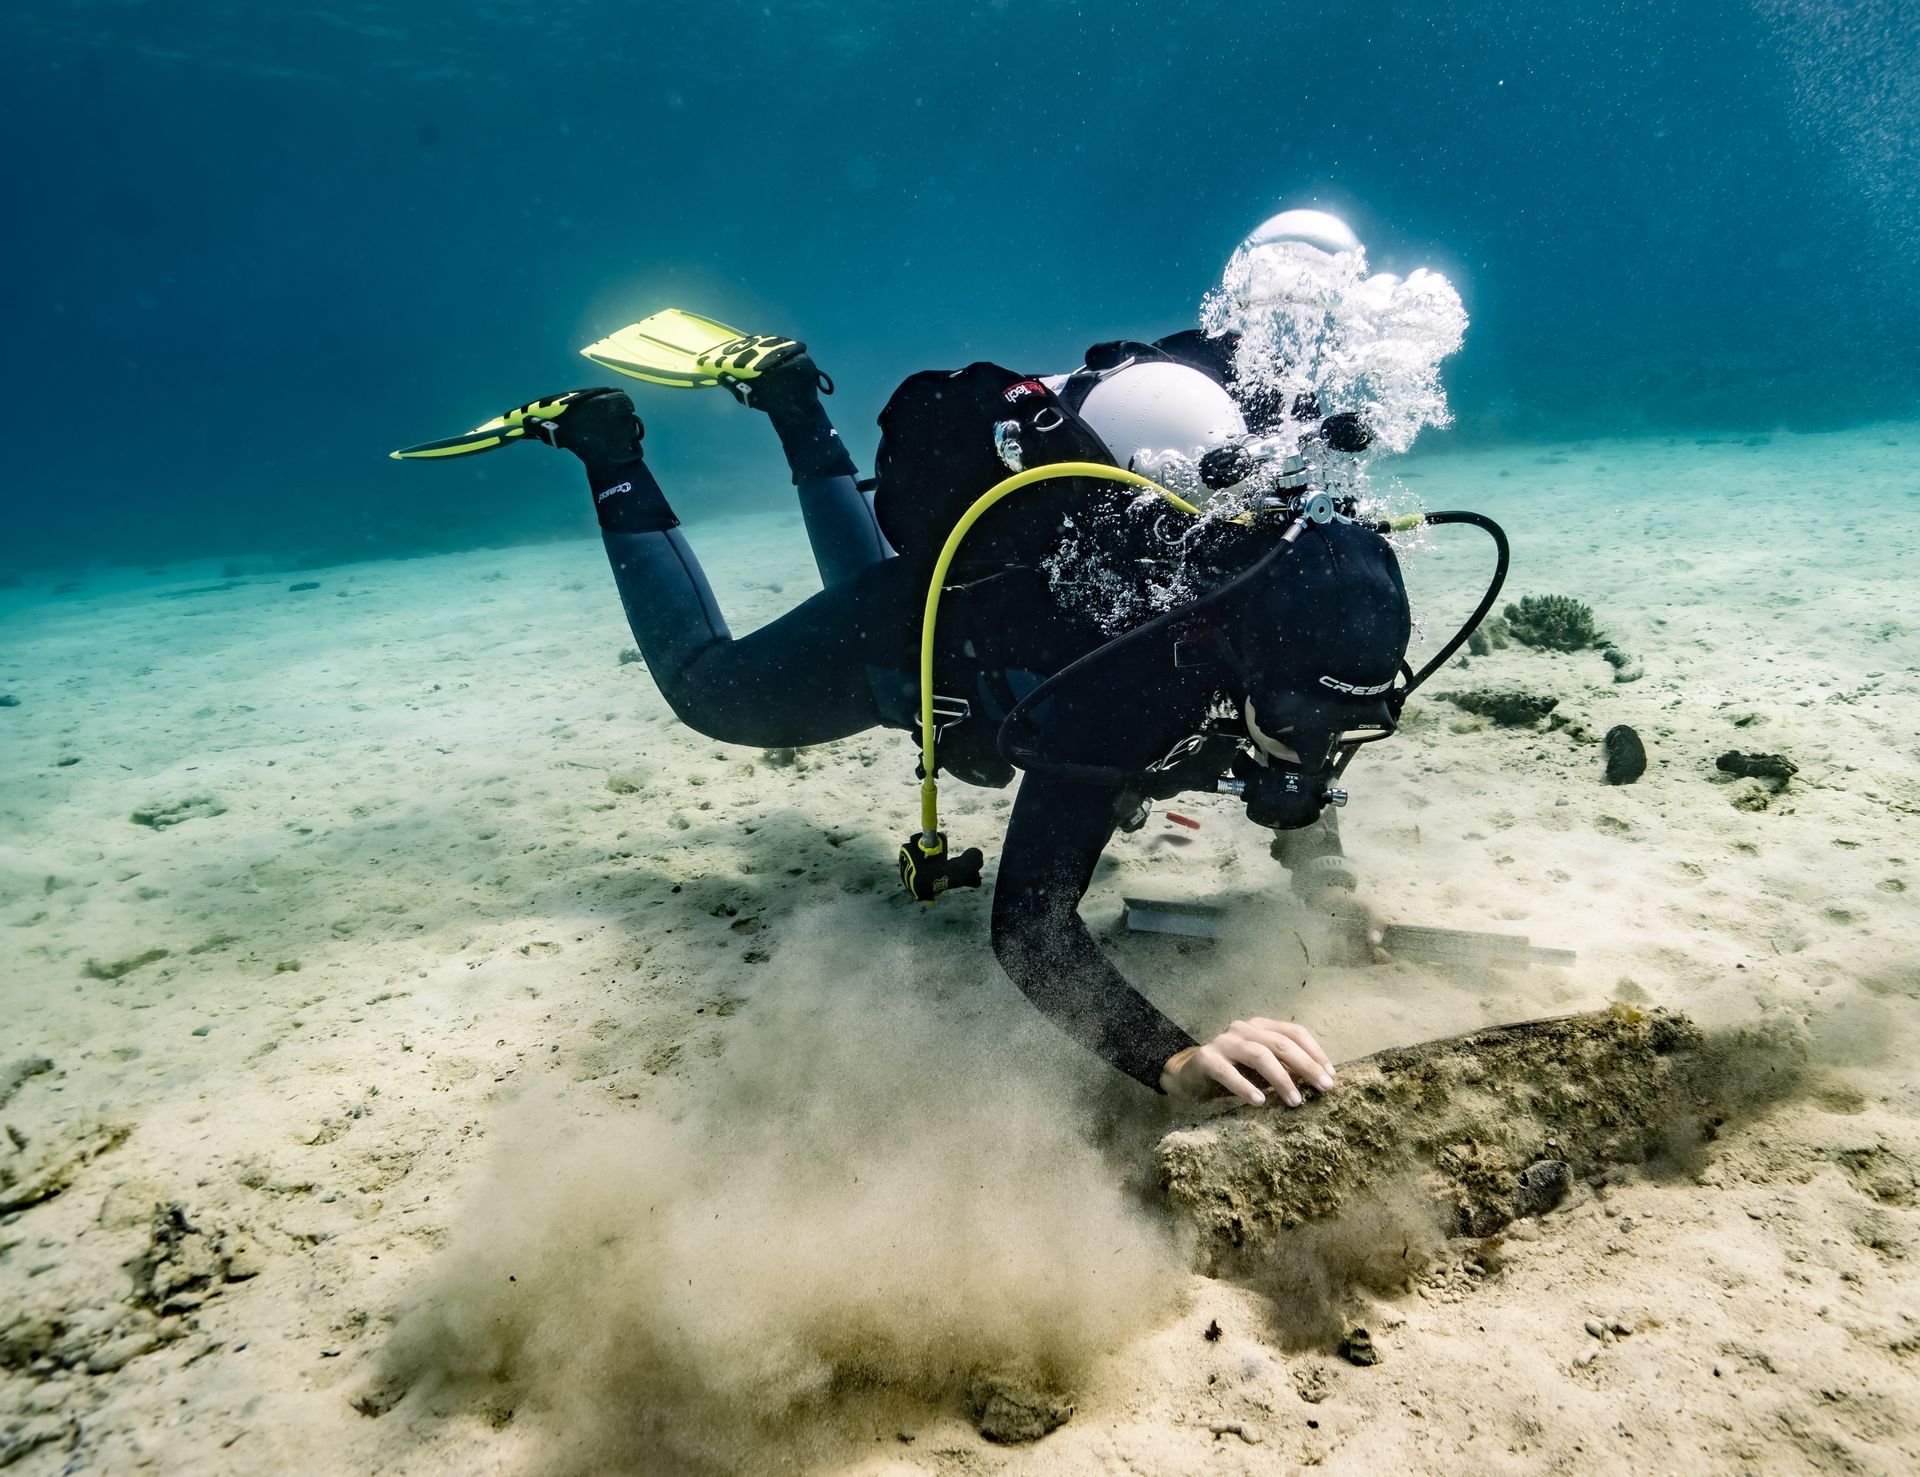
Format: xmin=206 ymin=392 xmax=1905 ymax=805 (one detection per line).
xmin=580 ymin=308 xmax=804 ymax=388
xmin=389 ymin=392 xmax=584 ymax=461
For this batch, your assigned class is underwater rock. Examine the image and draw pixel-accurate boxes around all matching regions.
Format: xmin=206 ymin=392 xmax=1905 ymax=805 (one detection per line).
xmin=1601 ymin=646 xmax=1644 ymax=683
xmin=1208 ymin=1420 xmax=1262 ymax=1444
xmin=130 ymin=796 xmax=226 ymax=829
xmin=970 ymin=1378 xmax=1073 ymax=1443
xmin=1157 ymin=1008 xmax=1807 ymax=1263
xmin=1548 ymin=711 xmax=1599 ymax=744
xmin=82 ymin=950 xmax=169 ymax=981
xmin=617 ymin=647 xmax=643 ymax=665
xmin=130 ymin=1202 xmax=234 ymax=1315
xmin=1511 ymin=1159 xmax=1573 ymax=1218
xmin=1717 ymin=751 xmax=1797 ymax=787
xmin=0 ymin=1122 xmax=131 ymax=1215
xmin=1503 ymin=594 xmax=1606 ymax=652
xmin=85 ymin=1330 xmax=159 ymax=1375
xmin=1465 ymin=615 xmax=1511 ymax=657
xmin=0 ymin=1058 xmax=53 ymax=1111
xmin=0 ymin=1414 xmax=74 ymax=1468
xmin=1603 ymin=725 xmax=1648 ymax=785
xmin=1338 ymin=1328 xmax=1381 ymax=1367
xmin=0 ymin=694 xmax=19 ymax=708
xmin=1436 ymin=689 xmax=1559 ymax=726
xmin=287 ymin=581 xmax=320 ymax=592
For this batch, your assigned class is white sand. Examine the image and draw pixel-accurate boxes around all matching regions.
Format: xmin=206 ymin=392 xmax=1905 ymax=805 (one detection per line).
xmin=3 ymin=425 xmax=1918 ymax=1473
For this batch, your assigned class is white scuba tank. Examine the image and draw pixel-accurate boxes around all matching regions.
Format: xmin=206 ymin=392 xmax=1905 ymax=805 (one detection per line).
xmin=1071 ymin=360 xmax=1249 ymax=469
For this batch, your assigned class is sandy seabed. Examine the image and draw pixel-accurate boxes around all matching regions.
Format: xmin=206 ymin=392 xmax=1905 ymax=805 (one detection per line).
xmin=3 ymin=425 xmax=1918 ymax=1475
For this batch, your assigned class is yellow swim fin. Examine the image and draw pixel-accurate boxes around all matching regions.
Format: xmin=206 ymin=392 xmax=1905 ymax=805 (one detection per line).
xmin=579 ymin=308 xmax=806 ymax=389
xmin=389 ymin=389 xmax=602 ymax=460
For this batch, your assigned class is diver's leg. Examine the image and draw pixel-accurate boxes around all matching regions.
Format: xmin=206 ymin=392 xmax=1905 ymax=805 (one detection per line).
xmin=745 ymin=353 xmax=892 ymax=587
xmin=798 ymin=474 xmax=892 ymax=588
xmin=558 ymin=389 xmax=884 ymax=747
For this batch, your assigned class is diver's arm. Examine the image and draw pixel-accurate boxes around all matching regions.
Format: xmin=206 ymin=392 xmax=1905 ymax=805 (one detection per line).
xmin=989 ymin=777 xmax=1338 ymax=1098
xmin=989 ymin=775 xmax=1197 ymax=1091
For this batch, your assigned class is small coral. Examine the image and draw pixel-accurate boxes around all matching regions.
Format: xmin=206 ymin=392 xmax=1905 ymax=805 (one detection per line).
xmin=1504 ymin=594 xmax=1605 ymax=652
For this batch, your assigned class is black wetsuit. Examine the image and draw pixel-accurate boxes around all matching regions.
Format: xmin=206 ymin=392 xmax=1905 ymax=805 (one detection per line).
xmin=576 ymin=350 xmax=1347 ymax=1091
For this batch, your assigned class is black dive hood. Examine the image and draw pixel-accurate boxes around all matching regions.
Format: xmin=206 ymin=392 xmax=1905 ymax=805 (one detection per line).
xmin=1224 ymin=518 xmax=1413 ymax=752
xmin=1210 ymin=520 xmax=1412 ymax=830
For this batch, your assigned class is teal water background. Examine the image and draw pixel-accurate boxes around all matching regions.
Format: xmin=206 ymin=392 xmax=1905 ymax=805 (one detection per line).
xmin=5 ymin=0 xmax=1914 ymax=572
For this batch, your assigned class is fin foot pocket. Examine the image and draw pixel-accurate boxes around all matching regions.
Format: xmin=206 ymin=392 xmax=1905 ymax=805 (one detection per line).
xmin=390 ymin=388 xmax=639 ymax=463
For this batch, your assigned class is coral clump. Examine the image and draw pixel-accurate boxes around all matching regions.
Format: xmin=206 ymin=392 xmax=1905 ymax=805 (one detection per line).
xmin=1503 ymin=594 xmax=1605 ymax=652
xmin=1438 ymin=689 xmax=1559 ymax=727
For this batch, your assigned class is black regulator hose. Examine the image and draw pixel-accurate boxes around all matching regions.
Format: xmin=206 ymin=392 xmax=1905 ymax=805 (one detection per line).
xmin=1393 ymin=510 xmax=1510 ymax=697
xmin=995 ymin=519 xmax=1309 ymax=782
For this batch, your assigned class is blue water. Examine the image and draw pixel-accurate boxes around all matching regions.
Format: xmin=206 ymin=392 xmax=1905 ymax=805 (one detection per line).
xmin=5 ymin=0 xmax=1915 ymax=572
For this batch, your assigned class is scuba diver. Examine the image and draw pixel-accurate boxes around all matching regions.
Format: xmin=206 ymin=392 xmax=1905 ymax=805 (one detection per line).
xmin=393 ymin=212 xmax=1500 ymax=1107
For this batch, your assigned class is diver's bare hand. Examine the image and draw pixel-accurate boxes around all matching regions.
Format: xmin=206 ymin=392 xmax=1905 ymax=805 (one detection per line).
xmin=1161 ymin=1019 xmax=1336 ymax=1106
xmin=1308 ymin=890 xmax=1390 ymax=965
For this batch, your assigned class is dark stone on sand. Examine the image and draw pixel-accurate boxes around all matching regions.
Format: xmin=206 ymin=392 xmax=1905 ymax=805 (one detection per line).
xmin=617 ymin=647 xmax=643 ymax=665
xmin=1512 ymin=1159 xmax=1573 ymax=1218
xmin=1601 ymin=646 xmax=1645 ymax=683
xmin=130 ymin=1202 xmax=233 ymax=1315
xmin=0 ymin=694 xmax=18 ymax=708
xmin=55 ymin=755 xmax=80 ymax=766
xmin=0 ymin=1121 xmax=130 ymax=1215
xmin=83 ymin=949 xmax=170 ymax=981
xmin=1717 ymin=751 xmax=1797 ymax=785
xmin=1438 ymin=689 xmax=1559 ymax=726
xmin=1603 ymin=725 xmax=1647 ymax=784
xmin=971 ymin=1379 xmax=1073 ymax=1443
xmin=1465 ymin=615 xmax=1510 ymax=657
xmin=0 ymin=1057 xmax=54 ymax=1110
xmin=1339 ymin=1328 xmax=1381 ymax=1367
xmin=288 ymin=581 xmax=321 ymax=592
xmin=131 ymin=797 xmax=226 ymax=829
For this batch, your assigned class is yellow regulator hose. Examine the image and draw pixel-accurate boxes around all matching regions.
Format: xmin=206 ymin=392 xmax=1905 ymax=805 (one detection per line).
xmin=916 ymin=463 xmax=1200 ymax=839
